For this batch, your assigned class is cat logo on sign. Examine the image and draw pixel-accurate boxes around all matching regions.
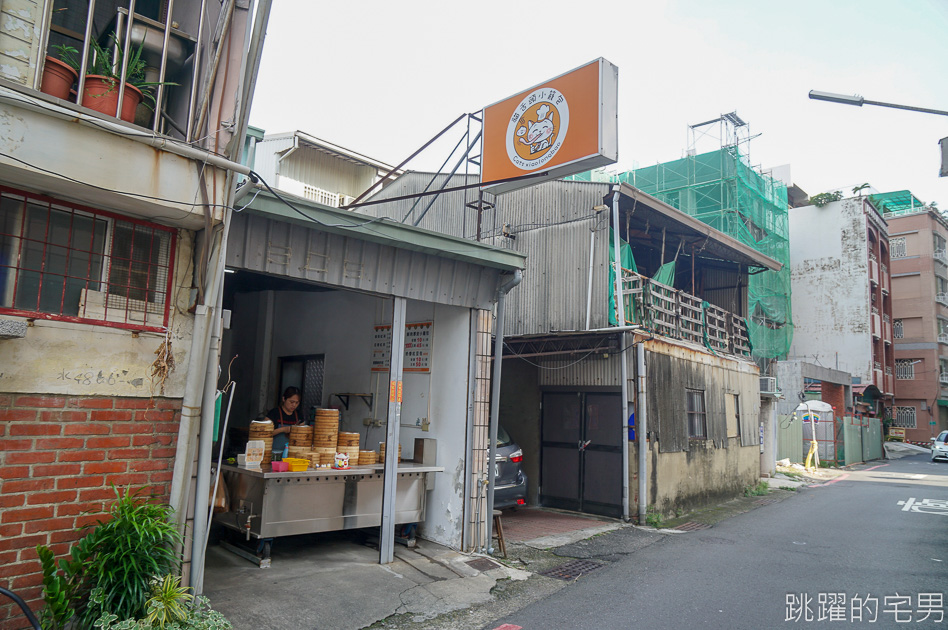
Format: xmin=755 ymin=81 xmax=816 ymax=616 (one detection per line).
xmin=507 ymin=91 xmax=569 ymax=170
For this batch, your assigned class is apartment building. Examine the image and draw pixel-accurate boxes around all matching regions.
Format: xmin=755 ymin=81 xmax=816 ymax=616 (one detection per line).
xmin=876 ymin=191 xmax=948 ymax=443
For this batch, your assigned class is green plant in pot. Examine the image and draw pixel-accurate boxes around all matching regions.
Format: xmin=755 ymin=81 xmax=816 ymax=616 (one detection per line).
xmin=79 ymin=35 xmax=174 ymax=123
xmin=40 ymin=44 xmax=80 ymax=101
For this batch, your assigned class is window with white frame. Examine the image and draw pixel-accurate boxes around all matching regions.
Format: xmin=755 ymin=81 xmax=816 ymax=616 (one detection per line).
xmin=893 ymin=406 xmax=917 ymax=429
xmin=890 ymin=237 xmax=907 ymax=258
xmin=938 ymin=276 xmax=948 ymax=296
xmin=686 ymin=388 xmax=707 ymax=439
xmin=895 ymin=359 xmax=917 ymax=380
xmin=893 ymin=319 xmax=904 ymax=339
xmin=934 ymin=233 xmax=947 ymax=252
xmin=0 ymin=187 xmax=175 ymax=331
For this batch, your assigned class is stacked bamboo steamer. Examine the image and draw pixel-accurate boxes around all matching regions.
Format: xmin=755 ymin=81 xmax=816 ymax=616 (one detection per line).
xmin=358 ymin=450 xmax=378 ymax=466
xmin=313 ymin=409 xmax=340 ymax=465
xmin=287 ymin=425 xmax=314 ymax=460
xmin=379 ymin=442 xmax=402 ymax=463
xmin=248 ymin=419 xmax=274 ymax=465
xmin=337 ymin=432 xmax=361 ymax=463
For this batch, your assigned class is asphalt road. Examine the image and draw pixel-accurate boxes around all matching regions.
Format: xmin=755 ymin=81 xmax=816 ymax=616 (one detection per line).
xmin=489 ymin=454 xmax=948 ymax=629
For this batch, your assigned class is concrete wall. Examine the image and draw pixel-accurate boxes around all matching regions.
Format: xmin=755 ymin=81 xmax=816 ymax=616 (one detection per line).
xmin=0 ymin=230 xmax=196 ymax=398
xmin=789 ymin=199 xmax=872 ymax=381
xmin=0 ymin=0 xmax=44 ymax=88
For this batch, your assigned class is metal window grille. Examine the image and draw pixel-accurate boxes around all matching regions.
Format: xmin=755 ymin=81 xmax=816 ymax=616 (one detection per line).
xmin=895 ymin=360 xmax=916 ymax=380
xmin=893 ymin=319 xmax=903 ymax=338
xmin=890 ymin=237 xmax=907 ymax=258
xmin=686 ymin=388 xmax=707 ymax=439
xmin=0 ymin=187 xmax=175 ymax=331
xmin=893 ymin=406 xmax=917 ymax=429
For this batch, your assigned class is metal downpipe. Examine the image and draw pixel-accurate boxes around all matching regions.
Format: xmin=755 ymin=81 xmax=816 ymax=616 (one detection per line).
xmin=484 ymin=269 xmax=523 ymax=554
xmin=611 ymin=189 xmax=624 ymax=326
xmin=636 ymin=342 xmax=648 ymax=525
xmin=620 ymin=331 xmax=630 ymax=521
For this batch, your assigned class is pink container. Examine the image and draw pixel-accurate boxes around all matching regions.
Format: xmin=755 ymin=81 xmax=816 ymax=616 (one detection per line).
xmin=271 ymin=461 xmax=289 ymax=472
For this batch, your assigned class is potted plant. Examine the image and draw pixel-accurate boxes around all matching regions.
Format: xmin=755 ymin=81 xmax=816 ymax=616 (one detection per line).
xmin=67 ymin=35 xmax=174 ymax=123
xmin=39 ymin=44 xmax=79 ymax=101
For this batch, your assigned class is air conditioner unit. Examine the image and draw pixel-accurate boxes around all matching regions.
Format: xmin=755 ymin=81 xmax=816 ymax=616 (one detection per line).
xmin=759 ymin=376 xmax=778 ymax=394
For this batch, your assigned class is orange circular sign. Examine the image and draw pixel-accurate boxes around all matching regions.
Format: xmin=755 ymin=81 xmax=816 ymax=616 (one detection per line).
xmin=505 ymin=87 xmax=570 ymax=171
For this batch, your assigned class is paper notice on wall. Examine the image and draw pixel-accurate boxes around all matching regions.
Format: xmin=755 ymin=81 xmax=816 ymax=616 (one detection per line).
xmin=371 ymin=322 xmax=432 ymax=372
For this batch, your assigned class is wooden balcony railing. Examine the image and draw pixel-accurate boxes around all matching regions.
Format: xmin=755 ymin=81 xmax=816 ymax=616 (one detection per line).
xmin=620 ymin=271 xmax=751 ymax=356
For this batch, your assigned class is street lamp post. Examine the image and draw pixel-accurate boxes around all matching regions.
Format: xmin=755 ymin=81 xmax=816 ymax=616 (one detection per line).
xmin=809 ymin=90 xmax=948 ymax=178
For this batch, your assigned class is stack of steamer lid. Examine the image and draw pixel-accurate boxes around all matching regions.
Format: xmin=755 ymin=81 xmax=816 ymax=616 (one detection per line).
xmin=378 ymin=442 xmax=402 ymax=463
xmin=336 ymin=432 xmax=361 ymax=463
xmin=313 ymin=408 xmax=340 ymax=465
xmin=358 ymin=450 xmax=378 ymax=466
xmin=248 ymin=419 xmax=274 ymax=465
xmin=288 ymin=425 xmax=314 ymax=460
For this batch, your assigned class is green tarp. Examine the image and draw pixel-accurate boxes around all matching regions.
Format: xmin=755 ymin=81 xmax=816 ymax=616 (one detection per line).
xmin=608 ymin=228 xmax=635 ymax=325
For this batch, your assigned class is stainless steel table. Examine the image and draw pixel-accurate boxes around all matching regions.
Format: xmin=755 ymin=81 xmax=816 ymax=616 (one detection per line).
xmin=213 ymin=463 xmax=443 ymax=541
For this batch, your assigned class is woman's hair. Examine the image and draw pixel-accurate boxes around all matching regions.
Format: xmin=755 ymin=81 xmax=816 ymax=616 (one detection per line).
xmin=281 ymin=386 xmax=301 ymax=401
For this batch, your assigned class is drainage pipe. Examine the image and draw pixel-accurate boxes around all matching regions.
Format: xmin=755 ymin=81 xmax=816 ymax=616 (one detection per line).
xmin=636 ymin=342 xmax=648 ymax=525
xmin=484 ymin=269 xmax=523 ymax=554
xmin=585 ymin=226 xmax=595 ymax=330
xmin=610 ymin=189 xmax=624 ymax=326
xmin=620 ymin=331 xmax=630 ymax=521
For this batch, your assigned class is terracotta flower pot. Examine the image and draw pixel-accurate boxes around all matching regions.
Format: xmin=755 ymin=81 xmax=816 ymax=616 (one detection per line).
xmin=80 ymin=75 xmax=143 ymax=123
xmin=40 ymin=56 xmax=78 ymax=101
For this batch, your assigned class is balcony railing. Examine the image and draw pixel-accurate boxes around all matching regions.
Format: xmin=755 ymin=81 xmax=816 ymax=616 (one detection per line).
xmin=940 ymin=373 xmax=948 ymax=385
xmin=934 ymin=249 xmax=948 ymax=265
xmin=939 ymin=333 xmax=948 ymax=345
xmin=937 ymin=293 xmax=948 ymax=307
xmin=621 ymin=271 xmax=751 ymax=356
xmin=34 ymin=2 xmax=208 ymax=139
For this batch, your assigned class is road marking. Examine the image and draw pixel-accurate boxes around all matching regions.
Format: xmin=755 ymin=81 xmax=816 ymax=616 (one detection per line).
xmin=493 ymin=625 xmax=523 ymax=630
xmin=810 ymin=474 xmax=850 ymax=487
xmin=898 ymin=498 xmax=948 ymax=515
xmin=908 ymin=474 xmax=927 ymax=479
xmin=863 ymin=464 xmax=889 ymax=471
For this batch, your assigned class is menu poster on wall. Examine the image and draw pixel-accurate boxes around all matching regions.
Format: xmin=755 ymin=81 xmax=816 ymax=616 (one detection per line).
xmin=371 ymin=322 xmax=432 ymax=372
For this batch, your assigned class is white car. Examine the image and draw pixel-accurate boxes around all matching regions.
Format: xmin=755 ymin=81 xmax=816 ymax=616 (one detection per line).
xmin=933 ymin=431 xmax=948 ymax=462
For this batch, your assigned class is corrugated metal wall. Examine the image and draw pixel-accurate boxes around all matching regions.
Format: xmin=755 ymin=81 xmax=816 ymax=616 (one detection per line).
xmin=227 ymin=212 xmax=500 ymax=309
xmin=365 ymin=174 xmax=614 ymax=334
xmin=702 ymin=266 xmax=747 ymax=317
xmin=538 ymin=354 xmax=621 ymax=387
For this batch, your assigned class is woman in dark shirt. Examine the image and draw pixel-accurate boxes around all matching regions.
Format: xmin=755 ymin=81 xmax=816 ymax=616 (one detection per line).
xmin=266 ymin=386 xmax=303 ymax=458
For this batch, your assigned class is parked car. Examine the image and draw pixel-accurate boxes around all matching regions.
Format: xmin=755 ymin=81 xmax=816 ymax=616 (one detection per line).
xmin=494 ymin=425 xmax=527 ymax=509
xmin=932 ymin=431 xmax=948 ymax=462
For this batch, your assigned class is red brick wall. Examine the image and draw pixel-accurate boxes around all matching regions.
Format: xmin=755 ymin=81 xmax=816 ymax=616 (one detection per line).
xmin=0 ymin=394 xmax=181 ymax=629
xmin=820 ymin=382 xmax=846 ymax=417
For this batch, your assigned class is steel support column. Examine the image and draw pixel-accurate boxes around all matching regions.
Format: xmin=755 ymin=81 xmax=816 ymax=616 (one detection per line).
xmin=380 ymin=296 xmax=407 ymax=563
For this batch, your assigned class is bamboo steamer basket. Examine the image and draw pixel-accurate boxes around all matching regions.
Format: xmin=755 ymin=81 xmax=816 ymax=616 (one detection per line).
xmin=337 ymin=432 xmax=361 ymax=446
xmin=287 ymin=446 xmax=310 ymax=460
xmin=378 ymin=442 xmax=401 ymax=463
xmin=289 ymin=425 xmax=314 ymax=446
xmin=358 ymin=450 xmax=378 ymax=466
xmin=338 ymin=446 xmax=360 ymax=462
xmin=318 ymin=452 xmax=335 ymax=465
xmin=248 ymin=420 xmax=273 ymax=437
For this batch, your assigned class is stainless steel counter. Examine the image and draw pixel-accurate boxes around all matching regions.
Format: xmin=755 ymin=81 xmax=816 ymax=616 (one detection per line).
xmin=213 ymin=463 xmax=443 ymax=540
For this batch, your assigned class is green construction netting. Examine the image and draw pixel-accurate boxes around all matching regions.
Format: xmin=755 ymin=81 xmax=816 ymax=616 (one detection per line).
xmin=572 ymin=147 xmax=793 ymax=359
xmin=608 ymin=228 xmax=635 ymax=325
xmin=652 ymin=260 xmax=676 ymax=286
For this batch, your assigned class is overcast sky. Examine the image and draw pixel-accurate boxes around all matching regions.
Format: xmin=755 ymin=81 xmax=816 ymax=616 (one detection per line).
xmin=250 ymin=0 xmax=948 ymax=207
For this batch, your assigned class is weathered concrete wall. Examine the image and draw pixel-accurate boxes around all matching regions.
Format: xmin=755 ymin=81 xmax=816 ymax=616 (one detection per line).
xmin=0 ymin=0 xmax=43 ymax=88
xmin=0 ymin=231 xmax=195 ymax=398
xmin=789 ymin=199 xmax=872 ymax=381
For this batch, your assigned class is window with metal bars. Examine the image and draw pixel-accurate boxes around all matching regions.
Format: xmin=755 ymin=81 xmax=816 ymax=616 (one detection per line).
xmin=893 ymin=319 xmax=903 ymax=339
xmin=686 ymin=388 xmax=707 ymax=439
xmin=895 ymin=359 xmax=916 ymax=380
xmin=893 ymin=406 xmax=916 ymax=429
xmin=890 ymin=237 xmax=907 ymax=259
xmin=0 ymin=187 xmax=175 ymax=331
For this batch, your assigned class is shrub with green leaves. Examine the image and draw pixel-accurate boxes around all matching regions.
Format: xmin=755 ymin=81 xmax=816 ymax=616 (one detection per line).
xmin=80 ymin=487 xmax=183 ymax=626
